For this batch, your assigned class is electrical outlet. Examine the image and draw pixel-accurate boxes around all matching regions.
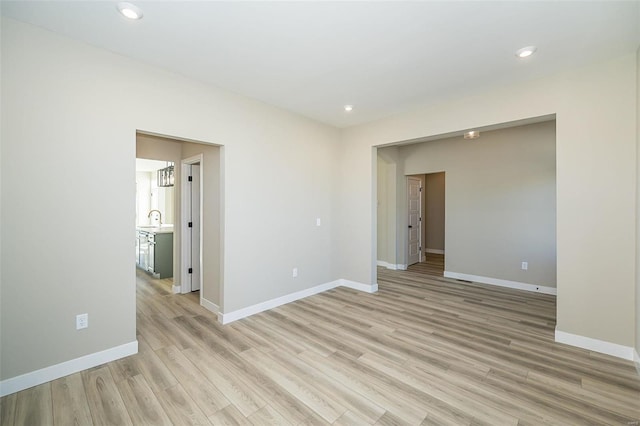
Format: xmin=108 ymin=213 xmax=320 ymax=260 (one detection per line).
xmin=521 ymin=262 xmax=528 ymax=271
xmin=76 ymin=313 xmax=88 ymax=330
xmin=316 ymin=218 xmax=321 ymax=226
xmin=292 ymin=268 xmax=298 ymax=278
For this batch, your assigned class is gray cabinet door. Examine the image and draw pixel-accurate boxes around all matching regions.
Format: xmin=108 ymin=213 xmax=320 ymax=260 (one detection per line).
xmin=153 ymin=233 xmax=173 ymax=279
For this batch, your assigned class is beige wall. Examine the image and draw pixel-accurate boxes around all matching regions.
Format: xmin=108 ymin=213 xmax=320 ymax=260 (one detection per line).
xmin=1 ymin=18 xmax=338 ymax=381
xmin=379 ymin=122 xmax=556 ymax=287
xmin=340 ymin=53 xmax=637 ymax=348
xmin=424 ymin=172 xmax=445 ymax=252
xmin=0 ymin=15 xmax=637 ymax=387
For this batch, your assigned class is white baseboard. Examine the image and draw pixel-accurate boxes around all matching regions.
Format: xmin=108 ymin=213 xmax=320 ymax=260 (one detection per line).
xmin=377 ymin=260 xmax=394 ymax=269
xmin=171 ymin=284 xmax=181 ymax=294
xmin=555 ymin=328 xmax=634 ymax=361
xmin=376 ymin=261 xmax=407 ymax=270
xmin=340 ymin=279 xmax=378 ymax=293
xmin=0 ymin=340 xmax=138 ymax=397
xmin=443 ymin=271 xmax=557 ymax=295
xmin=200 ymin=297 xmax=219 ymax=314
xmin=634 ymin=349 xmax=640 ymax=376
xmin=377 ymin=260 xmax=402 ymax=270
xmin=219 ymin=279 xmax=377 ymax=325
xmin=425 ymin=248 xmax=445 ymax=254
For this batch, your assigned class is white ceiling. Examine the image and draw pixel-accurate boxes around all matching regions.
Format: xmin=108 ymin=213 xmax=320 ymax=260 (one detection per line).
xmin=2 ymin=1 xmax=639 ymax=128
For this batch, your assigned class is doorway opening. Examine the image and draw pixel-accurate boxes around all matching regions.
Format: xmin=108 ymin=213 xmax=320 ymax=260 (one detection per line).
xmin=405 ymin=172 xmax=446 ymax=277
xmin=375 ymin=118 xmax=556 ymax=299
xmin=135 ymin=131 xmax=223 ymax=318
xmin=135 ymin=158 xmax=176 ymax=288
xmin=409 ymin=172 xmax=445 ymax=276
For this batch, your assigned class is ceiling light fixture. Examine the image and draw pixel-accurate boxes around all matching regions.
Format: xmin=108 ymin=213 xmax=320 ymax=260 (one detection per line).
xmin=117 ymin=2 xmax=143 ymax=20
xmin=515 ymin=46 xmax=537 ymax=58
xmin=157 ymin=162 xmax=175 ymax=187
xmin=464 ymin=130 xmax=480 ymax=140
xmin=344 ymin=105 xmax=354 ymax=112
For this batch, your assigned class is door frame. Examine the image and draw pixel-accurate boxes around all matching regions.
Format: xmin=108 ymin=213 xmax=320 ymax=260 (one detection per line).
xmin=406 ymin=175 xmax=423 ymax=267
xmin=180 ymin=154 xmax=204 ymax=301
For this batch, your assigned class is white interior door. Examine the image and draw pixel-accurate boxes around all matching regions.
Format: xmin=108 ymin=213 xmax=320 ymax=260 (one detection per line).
xmin=407 ymin=176 xmax=422 ymax=266
xmin=189 ymin=164 xmax=201 ymax=291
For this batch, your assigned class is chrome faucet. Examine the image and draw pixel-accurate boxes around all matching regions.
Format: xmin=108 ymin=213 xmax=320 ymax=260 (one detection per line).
xmin=148 ymin=209 xmax=162 ymax=226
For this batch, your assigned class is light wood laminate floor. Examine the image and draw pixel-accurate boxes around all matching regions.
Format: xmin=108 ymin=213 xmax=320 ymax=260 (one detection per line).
xmin=408 ymin=253 xmax=445 ymax=277
xmin=2 ymin=265 xmax=639 ymax=425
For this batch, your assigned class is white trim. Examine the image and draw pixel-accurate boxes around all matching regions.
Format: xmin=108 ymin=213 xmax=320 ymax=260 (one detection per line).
xmin=634 ymin=349 xmax=640 ymax=376
xmin=425 ymin=248 xmax=445 ymax=254
xmin=171 ymin=284 xmax=181 ymax=294
xmin=555 ymin=328 xmax=634 ymax=361
xmin=180 ymin=161 xmax=190 ymax=294
xmin=219 ymin=279 xmax=377 ymax=325
xmin=377 ymin=260 xmax=394 ymax=269
xmin=339 ymin=279 xmax=378 ymax=293
xmin=406 ymin=176 xmax=423 ymax=267
xmin=200 ymin=297 xmax=219 ymax=314
xmin=377 ymin=260 xmax=397 ymax=270
xmin=180 ymin=154 xmax=204 ymax=295
xmin=219 ymin=281 xmax=339 ymax=324
xmin=0 ymin=341 xmax=138 ymax=397
xmin=376 ymin=261 xmax=408 ymax=271
xmin=443 ymin=271 xmax=556 ymax=295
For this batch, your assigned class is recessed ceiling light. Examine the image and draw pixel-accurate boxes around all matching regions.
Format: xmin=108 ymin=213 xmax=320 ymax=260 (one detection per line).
xmin=117 ymin=2 xmax=143 ymax=20
xmin=515 ymin=46 xmax=537 ymax=58
xmin=464 ymin=130 xmax=480 ymax=139
xmin=344 ymin=105 xmax=354 ymax=112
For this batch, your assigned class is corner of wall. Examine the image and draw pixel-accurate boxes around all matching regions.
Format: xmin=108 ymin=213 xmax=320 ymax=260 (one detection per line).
xmin=555 ymin=327 xmax=634 ymax=361
xmin=218 ymin=278 xmax=377 ymax=325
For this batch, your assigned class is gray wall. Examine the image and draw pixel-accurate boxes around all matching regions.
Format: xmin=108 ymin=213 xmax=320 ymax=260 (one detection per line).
xmin=376 ymin=148 xmax=402 ymax=266
xmin=377 ymin=156 xmax=389 ymax=263
xmin=378 ymin=121 xmax=557 ymax=287
xmin=424 ymin=172 xmax=445 ymax=252
xmin=408 ymin=122 xmax=556 ymax=286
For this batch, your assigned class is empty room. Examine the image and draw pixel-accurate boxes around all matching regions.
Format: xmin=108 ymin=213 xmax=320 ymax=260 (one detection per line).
xmin=1 ymin=1 xmax=639 ymax=425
